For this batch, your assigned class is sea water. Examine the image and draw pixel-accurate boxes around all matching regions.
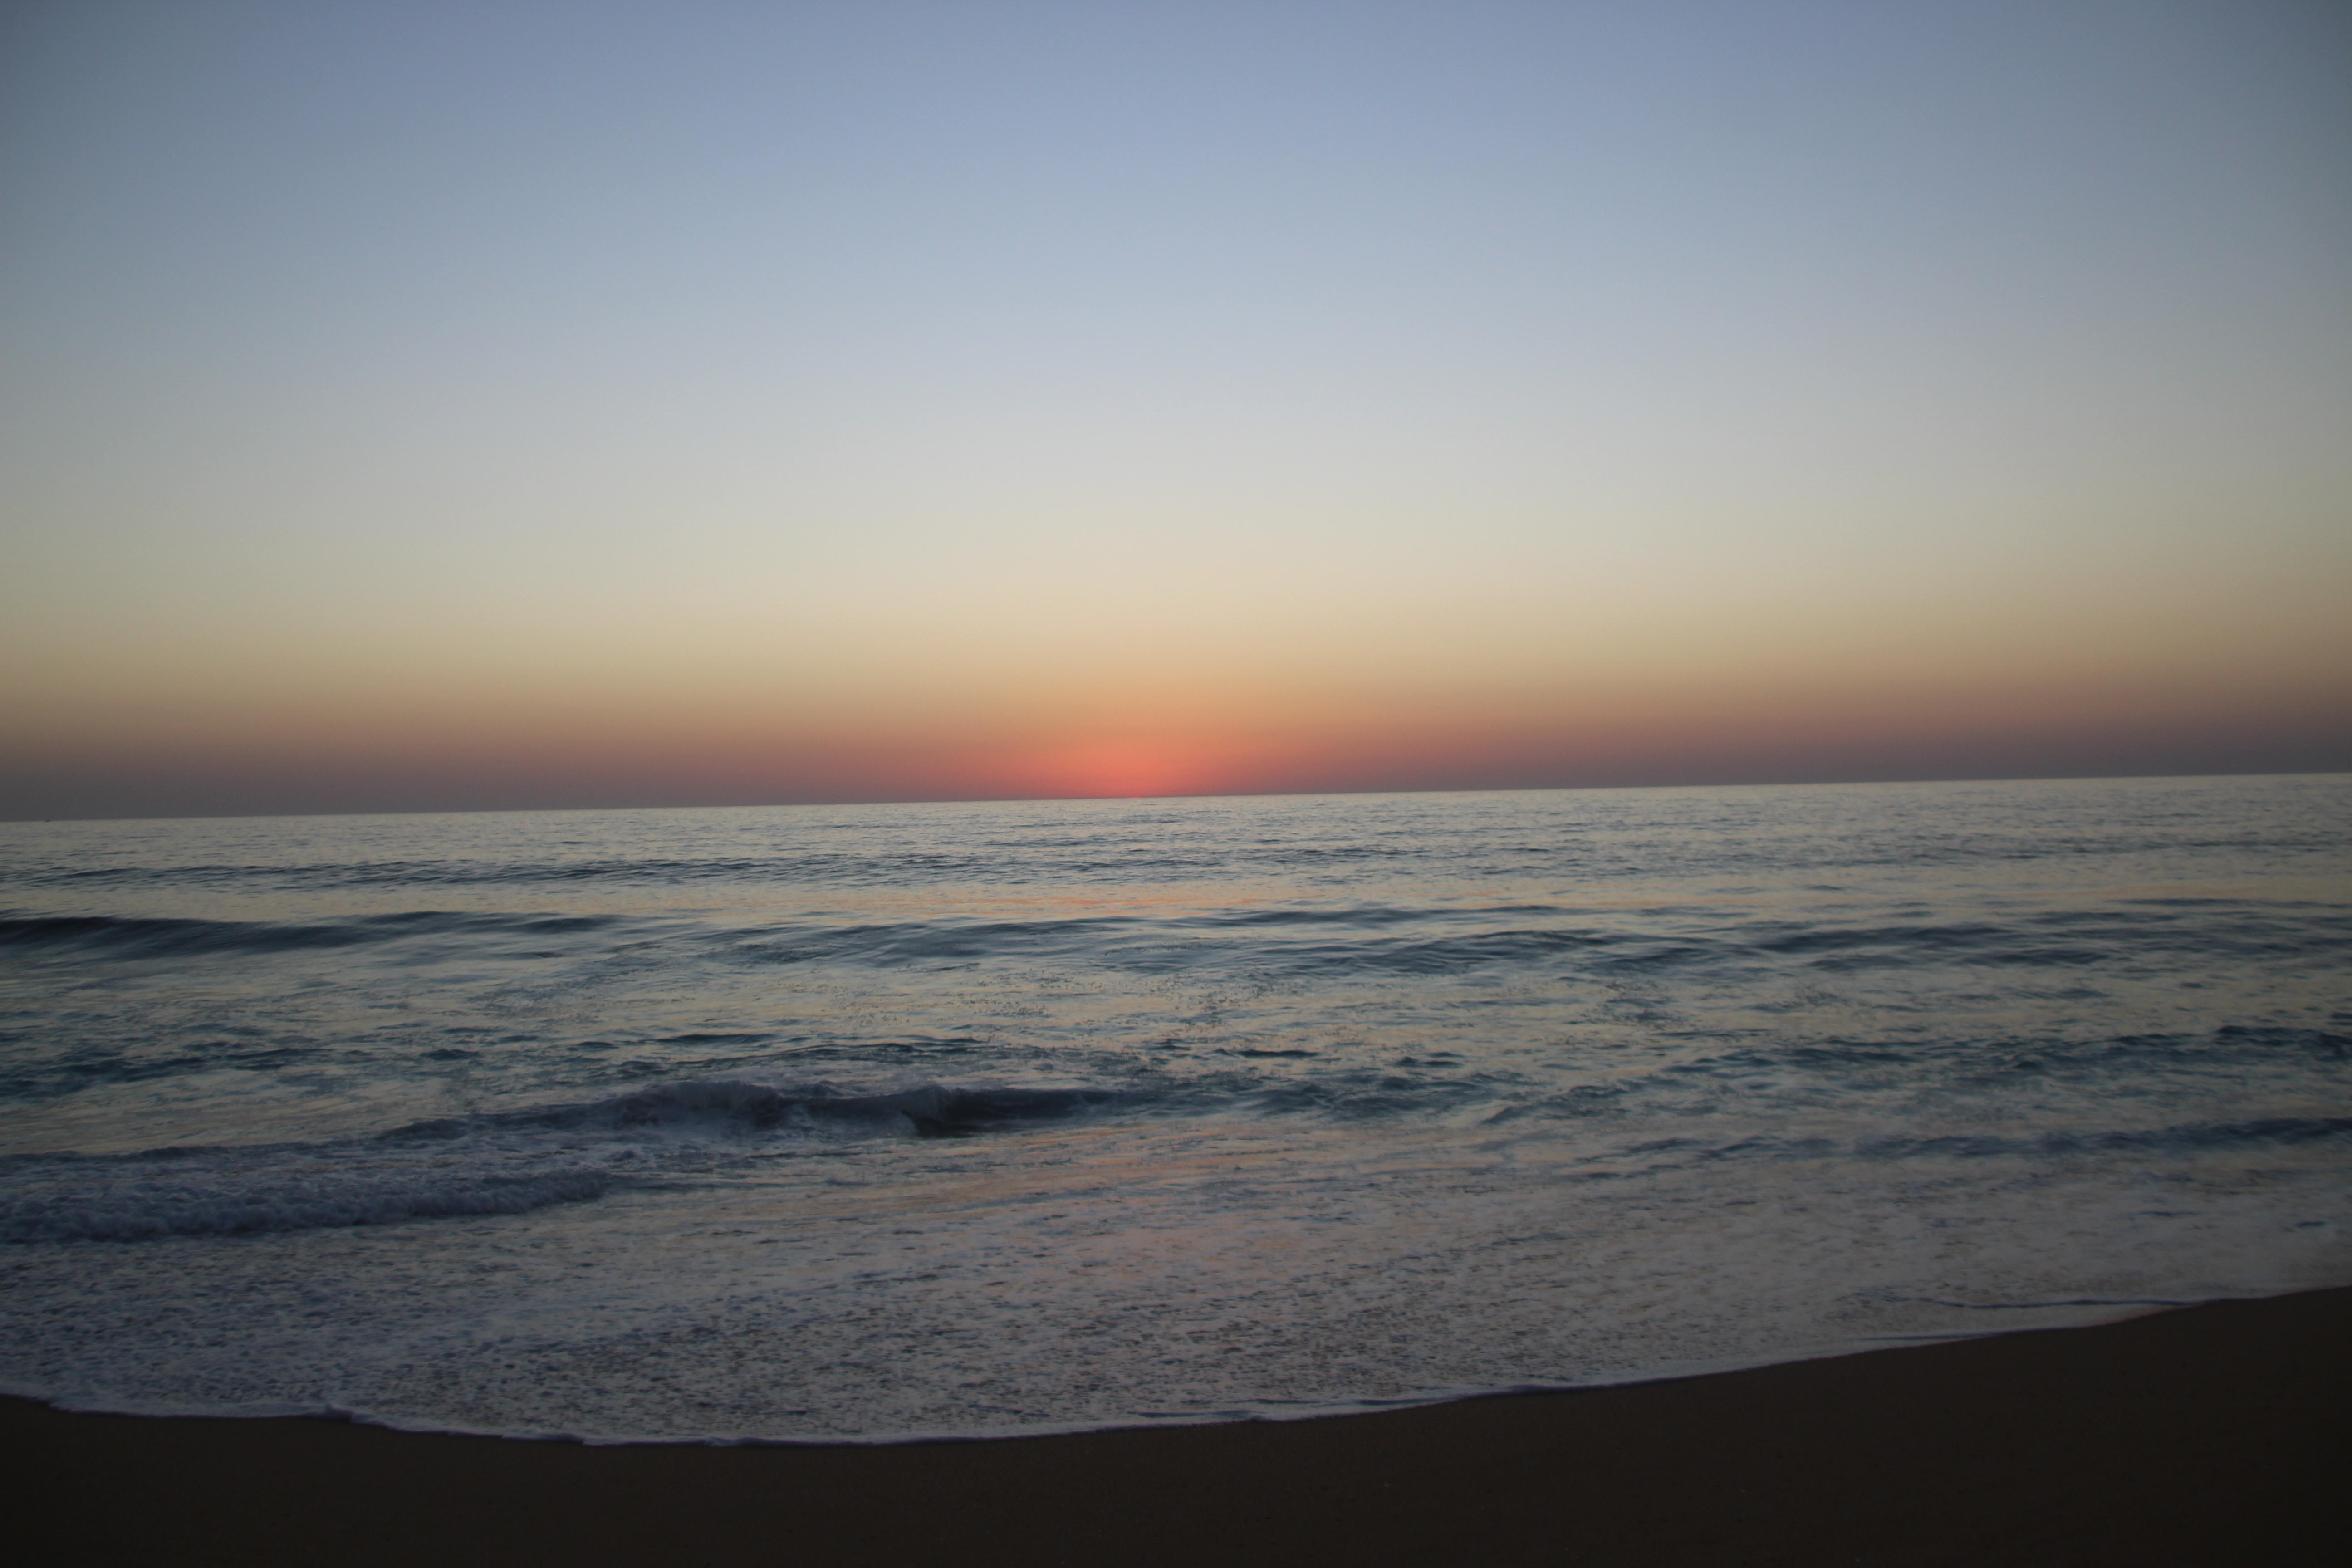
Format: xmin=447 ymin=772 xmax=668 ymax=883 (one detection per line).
xmin=1 ymin=776 xmax=2347 ymax=1441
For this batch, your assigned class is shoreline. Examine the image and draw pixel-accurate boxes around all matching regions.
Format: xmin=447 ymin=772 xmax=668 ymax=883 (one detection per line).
xmin=0 ymin=1298 xmax=2240 ymax=1448
xmin=15 ymin=1285 xmax=2348 ymax=1566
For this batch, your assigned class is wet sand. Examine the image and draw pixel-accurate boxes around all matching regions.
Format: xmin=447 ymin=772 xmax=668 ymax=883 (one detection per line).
xmin=12 ymin=1286 xmax=2348 ymax=1566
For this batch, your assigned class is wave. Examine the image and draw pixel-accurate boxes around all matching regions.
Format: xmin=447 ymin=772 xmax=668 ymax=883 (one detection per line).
xmin=1650 ymin=1024 xmax=2352 ymax=1081
xmin=4 ymin=1048 xmax=2337 ymax=1248
xmin=1854 ymin=1114 xmax=2352 ymax=1162
xmin=464 ymin=1077 xmax=1122 ymax=1140
xmin=0 ymin=1075 xmax=1122 ymax=1244
xmin=10 ymin=899 xmax=2347 ymax=983
xmin=0 ymin=910 xmax=621 ymax=961
xmin=0 ymin=1166 xmax=610 ymax=1244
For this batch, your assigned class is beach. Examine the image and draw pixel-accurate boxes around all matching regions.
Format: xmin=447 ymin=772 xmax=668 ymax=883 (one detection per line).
xmin=13 ymin=1285 xmax=2346 ymax=1566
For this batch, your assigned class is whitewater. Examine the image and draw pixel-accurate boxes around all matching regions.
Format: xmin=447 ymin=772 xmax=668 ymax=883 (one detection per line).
xmin=2 ymin=776 xmax=2347 ymax=1441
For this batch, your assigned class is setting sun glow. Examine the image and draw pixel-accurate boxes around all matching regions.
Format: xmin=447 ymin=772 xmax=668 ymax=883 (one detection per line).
xmin=2 ymin=1 xmax=2346 ymax=819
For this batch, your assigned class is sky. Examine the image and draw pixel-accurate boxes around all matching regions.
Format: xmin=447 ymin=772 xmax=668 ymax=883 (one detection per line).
xmin=3 ymin=0 xmax=2347 ymax=819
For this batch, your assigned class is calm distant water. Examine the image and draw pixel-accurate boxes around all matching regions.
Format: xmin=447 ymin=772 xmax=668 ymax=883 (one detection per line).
xmin=2 ymin=777 xmax=2347 ymax=1441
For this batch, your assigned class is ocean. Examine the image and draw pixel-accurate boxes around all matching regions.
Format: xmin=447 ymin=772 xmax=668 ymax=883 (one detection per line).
xmin=2 ymin=775 xmax=2347 ymax=1443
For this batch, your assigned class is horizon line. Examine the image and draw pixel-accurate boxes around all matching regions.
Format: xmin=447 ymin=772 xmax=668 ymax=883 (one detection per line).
xmin=8 ymin=764 xmax=2343 ymax=828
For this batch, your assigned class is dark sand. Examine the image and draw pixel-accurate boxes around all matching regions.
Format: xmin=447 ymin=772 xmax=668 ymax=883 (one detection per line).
xmin=11 ymin=1287 xmax=2348 ymax=1566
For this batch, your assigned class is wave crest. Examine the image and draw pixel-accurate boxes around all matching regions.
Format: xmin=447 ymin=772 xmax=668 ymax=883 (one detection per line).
xmin=505 ymin=1078 xmax=1120 ymax=1138
xmin=0 ymin=1167 xmax=610 ymax=1244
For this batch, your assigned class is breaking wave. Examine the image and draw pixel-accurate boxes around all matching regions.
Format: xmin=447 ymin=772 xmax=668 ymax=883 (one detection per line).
xmin=472 ymin=1077 xmax=1122 ymax=1140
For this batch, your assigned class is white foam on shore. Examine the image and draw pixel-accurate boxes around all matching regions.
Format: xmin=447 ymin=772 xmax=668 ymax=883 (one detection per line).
xmin=3 ymin=1112 xmax=2343 ymax=1444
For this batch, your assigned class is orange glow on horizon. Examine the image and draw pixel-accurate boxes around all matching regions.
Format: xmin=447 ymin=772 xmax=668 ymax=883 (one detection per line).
xmin=1016 ymin=740 xmax=1237 ymax=800
xmin=2 ymin=652 xmax=2347 ymax=819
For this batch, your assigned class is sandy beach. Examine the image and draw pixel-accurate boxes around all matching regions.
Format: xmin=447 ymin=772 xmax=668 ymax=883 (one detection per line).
xmin=12 ymin=1285 xmax=2346 ymax=1566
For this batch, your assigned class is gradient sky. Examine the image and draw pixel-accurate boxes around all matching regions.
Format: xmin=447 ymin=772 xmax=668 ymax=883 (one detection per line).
xmin=4 ymin=0 xmax=2347 ymax=819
